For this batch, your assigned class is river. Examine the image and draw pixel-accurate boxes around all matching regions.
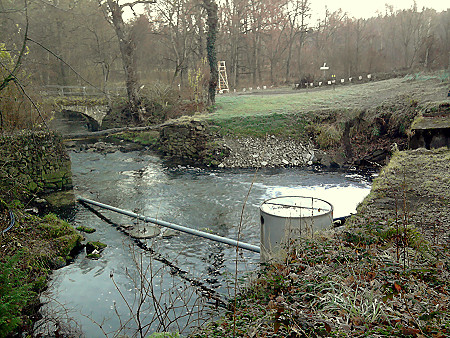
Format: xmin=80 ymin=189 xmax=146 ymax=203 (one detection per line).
xmin=39 ymin=149 xmax=372 ymax=337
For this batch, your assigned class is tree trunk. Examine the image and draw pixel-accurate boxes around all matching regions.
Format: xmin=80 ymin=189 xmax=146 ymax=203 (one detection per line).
xmin=203 ymin=0 xmax=218 ymax=105
xmin=285 ymin=40 xmax=293 ymax=82
xmin=106 ymin=0 xmax=142 ymax=123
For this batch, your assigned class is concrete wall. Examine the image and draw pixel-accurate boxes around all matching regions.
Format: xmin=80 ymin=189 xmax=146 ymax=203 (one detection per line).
xmin=0 ymin=131 xmax=72 ymax=199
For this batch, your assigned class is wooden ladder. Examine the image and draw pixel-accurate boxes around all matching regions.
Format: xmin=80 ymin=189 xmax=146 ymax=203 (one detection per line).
xmin=217 ymin=61 xmax=229 ymax=93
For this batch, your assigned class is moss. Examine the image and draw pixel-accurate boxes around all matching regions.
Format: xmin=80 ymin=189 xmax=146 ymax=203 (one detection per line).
xmin=86 ymin=241 xmax=107 ymax=254
xmin=54 ymin=235 xmax=83 ymax=258
xmin=115 ymin=130 xmax=160 ymax=147
xmin=43 ymin=190 xmax=75 ymax=208
xmin=86 ymin=253 xmax=101 ymax=260
xmin=39 ymin=214 xmax=74 ymax=238
xmin=76 ymin=225 xmax=96 ymax=233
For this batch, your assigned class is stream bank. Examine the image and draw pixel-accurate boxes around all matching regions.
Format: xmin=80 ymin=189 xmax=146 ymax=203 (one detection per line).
xmin=0 ymin=131 xmax=83 ymax=337
xmin=104 ymin=98 xmax=448 ymax=171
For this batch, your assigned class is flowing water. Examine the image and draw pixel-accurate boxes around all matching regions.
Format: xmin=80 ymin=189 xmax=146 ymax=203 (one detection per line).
xmin=40 ymin=149 xmax=372 ymax=337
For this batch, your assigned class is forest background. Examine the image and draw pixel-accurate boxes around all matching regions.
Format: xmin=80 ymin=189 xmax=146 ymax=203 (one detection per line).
xmin=1 ymin=0 xmax=449 ymax=108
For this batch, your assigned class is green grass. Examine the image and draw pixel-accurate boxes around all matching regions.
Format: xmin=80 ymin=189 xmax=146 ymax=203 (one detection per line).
xmin=208 ymin=112 xmax=309 ymax=139
xmin=114 ymin=130 xmax=160 ymax=147
xmin=209 ymin=78 xmax=409 ymax=120
xmin=211 ymin=89 xmax=337 ymax=118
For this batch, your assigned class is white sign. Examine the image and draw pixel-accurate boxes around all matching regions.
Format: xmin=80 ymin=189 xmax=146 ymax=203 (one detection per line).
xmin=320 ymin=62 xmax=329 ymax=70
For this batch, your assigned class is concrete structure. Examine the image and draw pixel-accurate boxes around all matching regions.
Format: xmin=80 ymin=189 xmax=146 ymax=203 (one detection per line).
xmin=260 ymin=196 xmax=333 ymax=263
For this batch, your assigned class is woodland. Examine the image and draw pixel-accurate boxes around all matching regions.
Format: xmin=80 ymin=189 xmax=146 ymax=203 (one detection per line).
xmin=1 ymin=0 xmax=449 ymax=111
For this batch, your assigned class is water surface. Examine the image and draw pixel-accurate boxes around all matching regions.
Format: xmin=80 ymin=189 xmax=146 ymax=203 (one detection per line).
xmin=41 ymin=150 xmax=372 ymax=336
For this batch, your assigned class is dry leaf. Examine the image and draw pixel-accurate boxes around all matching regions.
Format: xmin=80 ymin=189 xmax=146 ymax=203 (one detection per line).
xmin=274 ymin=321 xmax=281 ymax=333
xmin=402 ymin=326 xmax=420 ymax=336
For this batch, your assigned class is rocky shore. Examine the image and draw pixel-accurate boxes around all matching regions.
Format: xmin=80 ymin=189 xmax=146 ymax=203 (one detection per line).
xmin=219 ymin=136 xmax=315 ymax=168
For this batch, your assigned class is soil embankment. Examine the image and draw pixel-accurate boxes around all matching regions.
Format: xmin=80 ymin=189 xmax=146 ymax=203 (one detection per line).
xmin=61 ymin=77 xmax=449 ymax=170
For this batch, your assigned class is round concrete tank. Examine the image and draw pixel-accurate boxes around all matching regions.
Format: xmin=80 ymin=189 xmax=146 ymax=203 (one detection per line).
xmin=260 ymin=196 xmax=333 ymax=263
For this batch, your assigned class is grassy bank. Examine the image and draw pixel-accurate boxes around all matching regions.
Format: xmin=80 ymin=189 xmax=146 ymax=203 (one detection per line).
xmin=0 ymin=203 xmax=83 ymax=336
xmin=191 ymin=148 xmax=450 ymax=337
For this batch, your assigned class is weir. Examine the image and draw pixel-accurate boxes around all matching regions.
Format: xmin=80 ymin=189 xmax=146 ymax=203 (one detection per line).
xmin=77 ymin=196 xmax=261 ymax=253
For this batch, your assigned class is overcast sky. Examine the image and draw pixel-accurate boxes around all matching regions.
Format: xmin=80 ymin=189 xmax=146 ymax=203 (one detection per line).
xmin=123 ymin=0 xmax=449 ymax=22
xmin=311 ymin=0 xmax=449 ymax=20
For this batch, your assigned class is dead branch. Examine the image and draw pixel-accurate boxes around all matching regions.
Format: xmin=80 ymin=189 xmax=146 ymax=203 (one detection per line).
xmin=119 ymin=0 xmax=156 ymax=10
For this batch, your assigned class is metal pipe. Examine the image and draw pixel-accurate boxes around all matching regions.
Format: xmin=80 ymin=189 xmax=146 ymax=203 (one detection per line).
xmin=77 ymin=196 xmax=261 ymax=253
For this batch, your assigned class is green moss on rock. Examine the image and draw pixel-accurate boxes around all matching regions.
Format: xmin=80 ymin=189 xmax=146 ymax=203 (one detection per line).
xmin=86 ymin=241 xmax=107 ymax=254
xmin=76 ymin=225 xmax=96 ymax=233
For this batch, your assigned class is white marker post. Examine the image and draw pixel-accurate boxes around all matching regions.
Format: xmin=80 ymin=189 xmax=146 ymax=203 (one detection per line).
xmin=320 ymin=62 xmax=329 ymax=83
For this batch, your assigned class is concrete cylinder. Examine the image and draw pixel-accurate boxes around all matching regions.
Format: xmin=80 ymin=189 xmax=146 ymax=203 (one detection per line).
xmin=260 ymin=196 xmax=333 ymax=263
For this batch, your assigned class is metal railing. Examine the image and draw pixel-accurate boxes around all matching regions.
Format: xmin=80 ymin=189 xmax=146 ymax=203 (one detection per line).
xmin=41 ymin=85 xmax=127 ymax=97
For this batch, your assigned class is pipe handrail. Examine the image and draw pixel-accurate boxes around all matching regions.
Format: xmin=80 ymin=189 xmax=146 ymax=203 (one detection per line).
xmin=77 ymin=196 xmax=260 ymax=253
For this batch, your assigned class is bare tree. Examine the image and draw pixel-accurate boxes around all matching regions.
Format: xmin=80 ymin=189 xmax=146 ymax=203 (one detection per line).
xmin=293 ymin=0 xmax=310 ymax=81
xmin=283 ymin=0 xmax=310 ymax=82
xmin=152 ymin=0 xmax=198 ymax=85
xmin=99 ymin=0 xmax=155 ymax=123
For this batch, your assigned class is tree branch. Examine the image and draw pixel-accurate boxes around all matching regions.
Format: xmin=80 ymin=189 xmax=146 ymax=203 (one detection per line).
xmin=119 ymin=0 xmax=156 ymax=10
xmin=11 ymin=76 xmax=49 ymax=129
xmin=0 ymin=0 xmax=29 ymax=92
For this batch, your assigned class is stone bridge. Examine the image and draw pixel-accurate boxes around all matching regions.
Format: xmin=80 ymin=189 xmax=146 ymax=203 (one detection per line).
xmin=61 ymin=105 xmax=109 ymax=124
xmin=49 ymin=105 xmax=110 ymax=135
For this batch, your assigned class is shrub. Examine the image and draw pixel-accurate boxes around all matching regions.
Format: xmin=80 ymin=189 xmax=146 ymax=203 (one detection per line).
xmin=0 ymin=254 xmax=35 ymax=336
xmin=308 ymin=123 xmax=341 ymax=149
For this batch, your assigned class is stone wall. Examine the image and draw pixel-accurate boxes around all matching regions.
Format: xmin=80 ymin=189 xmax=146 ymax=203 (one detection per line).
xmin=158 ymin=119 xmax=316 ymax=168
xmin=158 ymin=119 xmax=229 ymax=166
xmin=0 ymin=131 xmax=72 ymax=199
